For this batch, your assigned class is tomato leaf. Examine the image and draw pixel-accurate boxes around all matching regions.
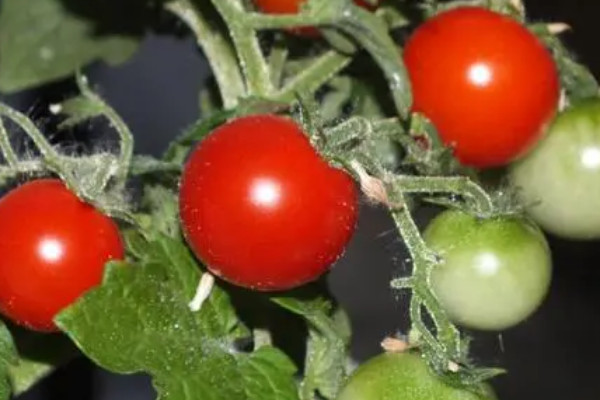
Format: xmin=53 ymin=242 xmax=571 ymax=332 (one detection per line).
xmin=237 ymin=346 xmax=299 ymax=400
xmin=56 ymin=235 xmax=299 ymax=400
xmin=137 ymin=185 xmax=181 ymax=239
xmin=272 ymin=297 xmax=351 ymax=400
xmin=0 ymin=324 xmax=17 ymax=400
xmin=56 ymin=96 xmax=107 ymax=130
xmin=0 ymin=0 xmax=139 ymax=93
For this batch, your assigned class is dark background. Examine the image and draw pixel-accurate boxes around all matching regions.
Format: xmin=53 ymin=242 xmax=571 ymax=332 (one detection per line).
xmin=2 ymin=0 xmax=600 ymax=398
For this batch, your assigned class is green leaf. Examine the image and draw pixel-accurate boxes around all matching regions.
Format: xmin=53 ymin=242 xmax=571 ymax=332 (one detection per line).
xmin=57 ymin=235 xmax=290 ymax=400
xmin=0 ymin=324 xmax=17 ymax=400
xmin=531 ymin=24 xmax=600 ymax=102
xmin=55 ymin=96 xmax=106 ymax=130
xmin=0 ymin=0 xmax=139 ymax=93
xmin=137 ymin=185 xmax=181 ymax=239
xmin=273 ymin=297 xmax=351 ymax=400
xmin=237 ymin=346 xmax=299 ymax=400
xmin=8 ymin=330 xmax=77 ymax=396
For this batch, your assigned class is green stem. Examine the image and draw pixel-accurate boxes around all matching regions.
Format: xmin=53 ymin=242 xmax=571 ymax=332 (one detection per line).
xmin=390 ymin=175 xmax=494 ymax=215
xmin=210 ymin=0 xmax=273 ymax=96
xmin=274 ymin=51 xmax=352 ymax=103
xmin=165 ymin=0 xmax=245 ymax=108
xmin=267 ymin=44 xmax=289 ymax=88
xmin=76 ymin=74 xmax=133 ymax=188
xmin=0 ymin=103 xmax=80 ymax=189
xmin=0 ymin=118 xmax=18 ymax=167
xmin=247 ymin=12 xmax=334 ymax=29
xmin=336 ymin=8 xmax=412 ymax=118
xmin=388 ymin=205 xmax=461 ymax=360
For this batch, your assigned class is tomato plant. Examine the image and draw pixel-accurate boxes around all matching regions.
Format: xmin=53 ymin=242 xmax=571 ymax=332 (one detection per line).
xmin=404 ymin=6 xmax=560 ymax=168
xmin=0 ymin=0 xmax=597 ymax=398
xmin=510 ymin=99 xmax=600 ymax=240
xmin=338 ymin=352 xmax=495 ymax=400
xmin=179 ymin=114 xmax=359 ymax=291
xmin=424 ymin=209 xmax=552 ymax=331
xmin=0 ymin=179 xmax=124 ymax=332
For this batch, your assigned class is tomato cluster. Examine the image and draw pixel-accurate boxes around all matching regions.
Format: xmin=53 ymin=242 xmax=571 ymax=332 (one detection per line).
xmin=179 ymin=114 xmax=359 ymax=291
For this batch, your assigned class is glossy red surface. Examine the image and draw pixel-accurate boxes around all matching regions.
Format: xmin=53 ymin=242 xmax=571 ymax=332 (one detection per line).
xmin=0 ymin=179 xmax=124 ymax=331
xmin=179 ymin=115 xmax=359 ymax=291
xmin=404 ymin=7 xmax=560 ymax=167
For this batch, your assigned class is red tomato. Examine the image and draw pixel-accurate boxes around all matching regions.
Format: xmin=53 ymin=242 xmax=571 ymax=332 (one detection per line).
xmin=253 ymin=0 xmax=380 ymax=36
xmin=0 ymin=179 xmax=124 ymax=332
xmin=179 ymin=114 xmax=359 ymax=291
xmin=404 ymin=7 xmax=560 ymax=167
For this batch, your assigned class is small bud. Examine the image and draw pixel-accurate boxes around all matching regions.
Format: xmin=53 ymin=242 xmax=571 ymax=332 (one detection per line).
xmin=547 ymin=22 xmax=571 ymax=35
xmin=381 ymin=337 xmax=410 ymax=353
xmin=49 ymin=104 xmax=62 ymax=115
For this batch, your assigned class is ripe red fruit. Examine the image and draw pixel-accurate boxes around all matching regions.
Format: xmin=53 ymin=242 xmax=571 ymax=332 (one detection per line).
xmin=179 ymin=114 xmax=359 ymax=291
xmin=404 ymin=7 xmax=560 ymax=167
xmin=0 ymin=179 xmax=124 ymax=331
xmin=253 ymin=0 xmax=381 ymax=36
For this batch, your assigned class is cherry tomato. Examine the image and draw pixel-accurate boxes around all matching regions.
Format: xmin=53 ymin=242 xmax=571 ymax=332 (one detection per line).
xmin=424 ymin=209 xmax=552 ymax=331
xmin=338 ymin=352 xmax=496 ymax=400
xmin=404 ymin=6 xmax=560 ymax=168
xmin=253 ymin=0 xmax=380 ymax=36
xmin=0 ymin=179 xmax=124 ymax=332
xmin=510 ymin=99 xmax=600 ymax=239
xmin=179 ymin=114 xmax=358 ymax=291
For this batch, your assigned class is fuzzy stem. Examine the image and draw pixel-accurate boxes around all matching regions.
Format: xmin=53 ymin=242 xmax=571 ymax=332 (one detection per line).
xmin=0 ymin=118 xmax=18 ymax=167
xmin=0 ymin=103 xmax=80 ymax=189
xmin=165 ymin=0 xmax=245 ymax=108
xmin=76 ymin=74 xmax=133 ymax=189
xmin=274 ymin=51 xmax=352 ymax=103
xmin=210 ymin=0 xmax=273 ymax=96
xmin=390 ymin=175 xmax=494 ymax=215
xmin=388 ymin=205 xmax=461 ymax=360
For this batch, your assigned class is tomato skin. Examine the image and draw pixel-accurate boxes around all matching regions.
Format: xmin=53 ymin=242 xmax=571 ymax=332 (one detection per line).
xmin=253 ymin=0 xmax=380 ymax=36
xmin=254 ymin=0 xmax=379 ymax=13
xmin=404 ymin=6 xmax=560 ymax=168
xmin=338 ymin=352 xmax=495 ymax=400
xmin=510 ymin=100 xmax=600 ymax=240
xmin=0 ymin=179 xmax=124 ymax=332
xmin=179 ymin=114 xmax=358 ymax=291
xmin=424 ymin=210 xmax=552 ymax=331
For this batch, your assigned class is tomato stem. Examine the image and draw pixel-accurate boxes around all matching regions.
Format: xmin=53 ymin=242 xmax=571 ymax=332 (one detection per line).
xmin=75 ymin=74 xmax=133 ymax=190
xmin=165 ymin=0 xmax=245 ymax=108
xmin=274 ymin=51 xmax=352 ymax=103
xmin=390 ymin=176 xmax=494 ymax=215
xmin=0 ymin=118 xmax=18 ymax=168
xmin=0 ymin=103 xmax=81 ymax=191
xmin=210 ymin=0 xmax=274 ymax=97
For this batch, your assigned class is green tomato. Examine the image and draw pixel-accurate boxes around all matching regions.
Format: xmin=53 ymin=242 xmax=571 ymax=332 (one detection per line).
xmin=337 ymin=352 xmax=495 ymax=400
xmin=424 ymin=210 xmax=552 ymax=331
xmin=510 ymin=99 xmax=600 ymax=239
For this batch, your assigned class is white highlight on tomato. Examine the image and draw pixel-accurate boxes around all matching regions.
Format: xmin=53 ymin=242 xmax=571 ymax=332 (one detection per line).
xmin=467 ymin=63 xmax=492 ymax=87
xmin=38 ymin=238 xmax=64 ymax=263
xmin=250 ymin=178 xmax=281 ymax=208
xmin=475 ymin=252 xmax=500 ymax=276
xmin=580 ymin=147 xmax=600 ymax=169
